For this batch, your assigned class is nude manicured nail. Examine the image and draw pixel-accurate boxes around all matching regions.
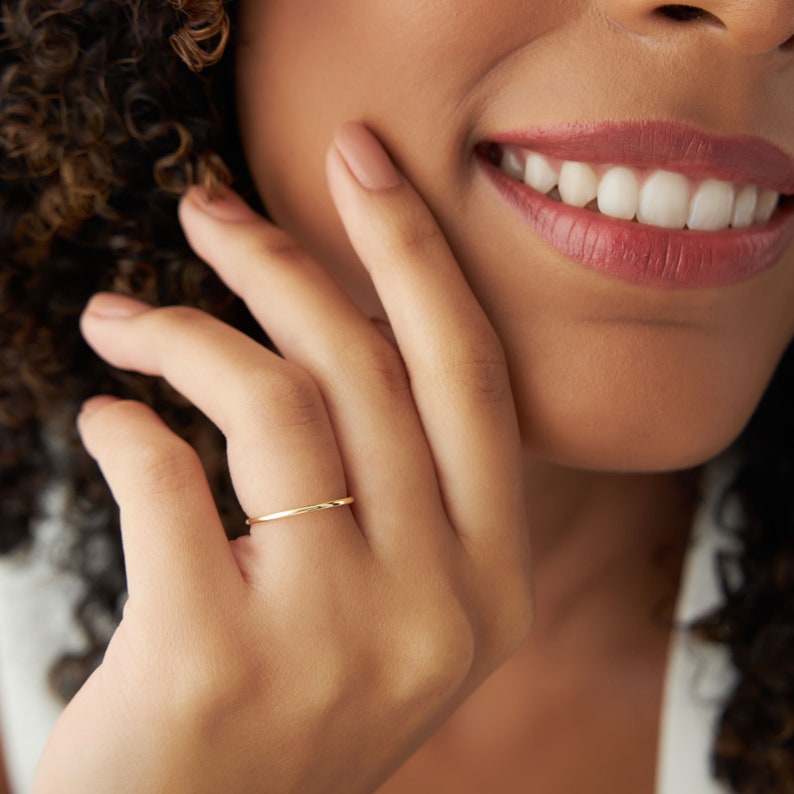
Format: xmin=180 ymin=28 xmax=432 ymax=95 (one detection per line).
xmin=185 ymin=185 xmax=260 ymax=222
xmin=333 ymin=123 xmax=402 ymax=191
xmin=79 ymin=395 xmax=120 ymax=419
xmin=85 ymin=293 xmax=150 ymax=319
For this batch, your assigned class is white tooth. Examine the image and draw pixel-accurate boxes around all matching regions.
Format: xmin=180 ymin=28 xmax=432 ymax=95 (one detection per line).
xmin=687 ymin=179 xmax=735 ymax=231
xmin=754 ymin=189 xmax=779 ymax=224
xmin=558 ymin=161 xmax=598 ymax=208
xmin=637 ymin=170 xmax=690 ymax=229
xmin=731 ymin=185 xmax=758 ymax=228
xmin=500 ymin=148 xmax=525 ymax=182
xmin=524 ymin=153 xmax=558 ymax=194
xmin=596 ymin=166 xmax=639 ymax=220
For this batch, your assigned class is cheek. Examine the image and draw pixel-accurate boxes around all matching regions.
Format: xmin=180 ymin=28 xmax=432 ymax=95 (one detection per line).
xmin=233 ymin=0 xmax=558 ymax=270
xmin=233 ymin=0 xmax=517 ymax=313
xmin=234 ymin=1 xmax=466 ymax=192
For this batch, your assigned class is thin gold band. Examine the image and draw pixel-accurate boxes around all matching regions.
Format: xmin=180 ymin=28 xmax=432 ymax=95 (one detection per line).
xmin=246 ymin=496 xmax=354 ymax=526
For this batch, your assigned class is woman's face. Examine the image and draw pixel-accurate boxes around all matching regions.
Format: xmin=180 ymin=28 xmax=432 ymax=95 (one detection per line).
xmin=234 ymin=0 xmax=794 ymax=471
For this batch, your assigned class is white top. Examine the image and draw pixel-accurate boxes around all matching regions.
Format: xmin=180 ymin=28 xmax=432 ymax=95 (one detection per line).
xmin=655 ymin=466 xmax=736 ymax=794
xmin=0 ymin=484 xmax=88 ymax=794
xmin=0 ymin=475 xmax=737 ymax=793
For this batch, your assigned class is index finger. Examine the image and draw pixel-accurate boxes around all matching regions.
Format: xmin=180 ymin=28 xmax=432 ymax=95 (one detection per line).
xmin=326 ymin=124 xmax=528 ymax=550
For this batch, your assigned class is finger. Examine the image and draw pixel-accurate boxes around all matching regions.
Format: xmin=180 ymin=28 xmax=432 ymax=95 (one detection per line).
xmin=326 ymin=124 xmax=527 ymax=550
xmin=177 ymin=189 xmax=445 ymax=552
xmin=80 ymin=295 xmax=348 ymax=525
xmin=77 ymin=396 xmax=241 ymax=604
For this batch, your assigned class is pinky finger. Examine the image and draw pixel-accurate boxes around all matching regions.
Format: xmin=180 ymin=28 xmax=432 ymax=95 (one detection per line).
xmin=77 ymin=396 xmax=242 ymax=605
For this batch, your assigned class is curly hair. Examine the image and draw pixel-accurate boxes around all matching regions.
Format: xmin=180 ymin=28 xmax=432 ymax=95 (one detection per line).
xmin=694 ymin=343 xmax=794 ymax=793
xmin=0 ymin=0 xmax=260 ymax=696
xmin=1 ymin=2 xmax=793 ymax=792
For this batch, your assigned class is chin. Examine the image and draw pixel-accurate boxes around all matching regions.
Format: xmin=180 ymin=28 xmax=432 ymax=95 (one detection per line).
xmin=515 ymin=372 xmax=766 ymax=474
xmin=527 ymin=423 xmax=744 ymax=474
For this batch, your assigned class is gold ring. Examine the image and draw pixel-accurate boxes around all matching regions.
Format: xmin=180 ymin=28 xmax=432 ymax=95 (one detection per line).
xmin=246 ymin=496 xmax=354 ymax=526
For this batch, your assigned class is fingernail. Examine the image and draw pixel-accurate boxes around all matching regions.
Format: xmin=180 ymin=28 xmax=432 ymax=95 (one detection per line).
xmin=333 ymin=123 xmax=402 ymax=191
xmin=85 ymin=293 xmax=151 ymax=319
xmin=184 ymin=185 xmax=260 ymax=223
xmin=79 ymin=395 xmax=119 ymax=420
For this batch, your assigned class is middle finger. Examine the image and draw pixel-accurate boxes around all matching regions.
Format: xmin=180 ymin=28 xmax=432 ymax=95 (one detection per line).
xmin=80 ymin=294 xmax=349 ymax=526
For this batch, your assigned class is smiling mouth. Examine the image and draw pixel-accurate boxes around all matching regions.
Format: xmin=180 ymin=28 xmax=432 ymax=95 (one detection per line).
xmin=476 ymin=121 xmax=794 ymax=289
xmin=484 ymin=142 xmax=789 ymax=232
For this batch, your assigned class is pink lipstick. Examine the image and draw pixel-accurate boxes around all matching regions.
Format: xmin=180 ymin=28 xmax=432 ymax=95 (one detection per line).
xmin=477 ymin=122 xmax=794 ymax=289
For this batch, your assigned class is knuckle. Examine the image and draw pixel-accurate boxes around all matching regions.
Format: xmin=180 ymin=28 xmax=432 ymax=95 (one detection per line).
xmin=336 ymin=337 xmax=410 ymax=395
xmin=294 ymin=641 xmax=358 ymax=717
xmin=258 ymin=226 xmax=309 ymax=265
xmin=127 ymin=433 xmax=203 ymax=498
xmin=241 ymin=365 xmax=326 ymax=430
xmin=433 ymin=333 xmax=511 ymax=402
xmin=417 ymin=622 xmax=475 ymax=694
xmin=391 ymin=601 xmax=476 ymax=705
xmin=383 ymin=202 xmax=446 ymax=261
xmin=165 ymin=635 xmax=261 ymax=732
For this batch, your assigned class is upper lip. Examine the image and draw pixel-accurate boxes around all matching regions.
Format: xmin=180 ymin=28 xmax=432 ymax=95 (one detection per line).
xmin=485 ymin=121 xmax=794 ymax=195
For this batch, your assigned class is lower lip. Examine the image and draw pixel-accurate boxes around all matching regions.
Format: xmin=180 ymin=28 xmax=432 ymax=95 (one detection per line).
xmin=478 ymin=156 xmax=794 ymax=289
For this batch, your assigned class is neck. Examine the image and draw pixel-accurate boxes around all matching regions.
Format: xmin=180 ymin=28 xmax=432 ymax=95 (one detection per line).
xmin=521 ymin=454 xmax=699 ymax=644
xmin=411 ymin=456 xmax=700 ymax=779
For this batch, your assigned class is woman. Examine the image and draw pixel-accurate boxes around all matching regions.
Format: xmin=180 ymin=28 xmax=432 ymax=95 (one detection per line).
xmin=1 ymin=0 xmax=793 ymax=791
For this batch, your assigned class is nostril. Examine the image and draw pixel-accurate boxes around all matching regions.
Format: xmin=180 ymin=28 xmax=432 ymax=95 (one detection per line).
xmin=655 ymin=4 xmax=794 ymax=53
xmin=655 ymin=5 xmax=723 ymax=25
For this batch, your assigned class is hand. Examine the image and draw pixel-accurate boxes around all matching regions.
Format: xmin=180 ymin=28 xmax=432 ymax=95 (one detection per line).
xmin=34 ymin=123 xmax=533 ymax=793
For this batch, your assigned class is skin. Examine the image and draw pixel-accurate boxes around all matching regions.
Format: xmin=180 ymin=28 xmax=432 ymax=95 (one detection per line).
xmin=30 ymin=1 xmax=794 ymax=792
